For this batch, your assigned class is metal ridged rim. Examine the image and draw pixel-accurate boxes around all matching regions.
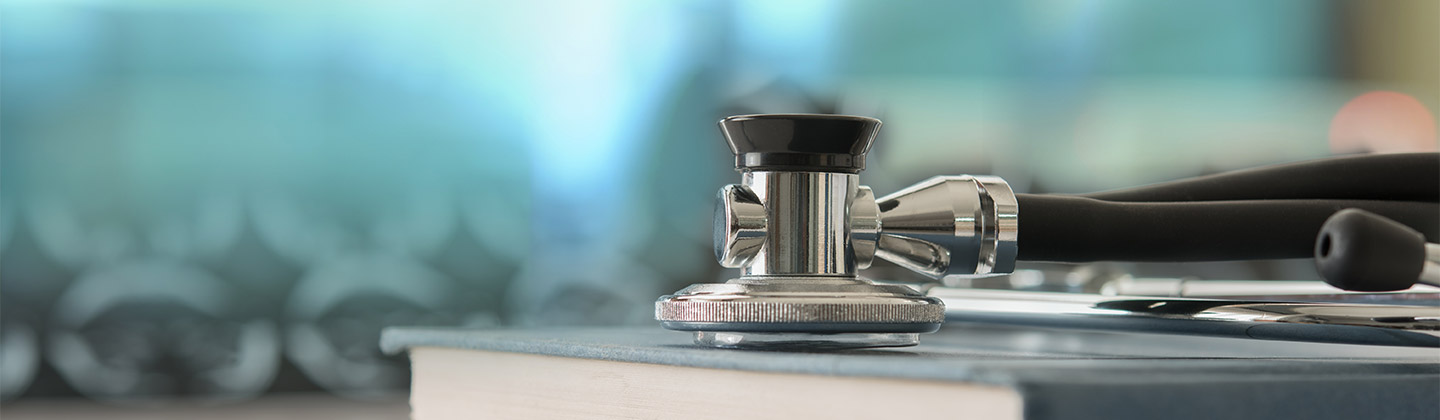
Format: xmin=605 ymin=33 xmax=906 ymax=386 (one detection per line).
xmin=655 ymin=300 xmax=944 ymax=324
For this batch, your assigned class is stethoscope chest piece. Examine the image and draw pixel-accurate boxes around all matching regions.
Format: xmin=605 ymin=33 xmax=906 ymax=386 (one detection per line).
xmin=655 ymin=114 xmax=1006 ymax=349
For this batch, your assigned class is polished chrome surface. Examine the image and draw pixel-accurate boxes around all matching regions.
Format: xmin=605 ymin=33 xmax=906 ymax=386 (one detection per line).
xmin=1422 ymin=243 xmax=1440 ymax=287
xmin=873 ymin=175 xmax=1019 ymax=279
xmin=669 ymin=114 xmax=1029 ymax=346
xmin=1100 ymin=278 xmax=1440 ymax=305
xmin=656 ymin=277 xmax=944 ymax=325
xmin=693 ymin=331 xmax=919 ymax=349
xmin=930 ymin=287 xmax=1440 ymax=347
xmin=850 ymin=186 xmax=879 ymax=270
xmin=981 ymin=175 xmax=1020 ymax=273
xmin=671 ymin=164 xmax=943 ymax=346
xmin=740 ymin=171 xmax=858 ymax=277
xmin=713 ymin=184 xmax=767 ymax=268
xmin=678 ymin=170 xmax=1021 ymax=343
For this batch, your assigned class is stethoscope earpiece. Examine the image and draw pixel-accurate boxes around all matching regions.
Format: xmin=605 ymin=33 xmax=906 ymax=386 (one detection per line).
xmin=1315 ymin=208 xmax=1440 ymax=292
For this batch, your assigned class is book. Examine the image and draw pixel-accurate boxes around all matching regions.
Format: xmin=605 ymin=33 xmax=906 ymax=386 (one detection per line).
xmin=382 ymin=324 xmax=1439 ymax=420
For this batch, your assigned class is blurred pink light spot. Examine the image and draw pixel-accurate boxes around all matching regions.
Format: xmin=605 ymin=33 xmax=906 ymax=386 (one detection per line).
xmin=1328 ymin=91 xmax=1438 ymax=153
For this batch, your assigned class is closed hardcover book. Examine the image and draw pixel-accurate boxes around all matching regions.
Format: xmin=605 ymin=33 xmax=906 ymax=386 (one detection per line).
xmin=382 ymin=325 xmax=1438 ymax=420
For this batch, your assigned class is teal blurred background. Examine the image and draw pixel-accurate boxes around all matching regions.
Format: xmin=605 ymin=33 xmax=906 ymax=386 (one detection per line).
xmin=1 ymin=0 xmax=1436 ymax=405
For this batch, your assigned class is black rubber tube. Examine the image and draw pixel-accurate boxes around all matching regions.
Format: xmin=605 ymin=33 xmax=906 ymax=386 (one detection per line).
xmin=1080 ymin=153 xmax=1439 ymax=202
xmin=1015 ymin=194 xmax=1439 ymax=263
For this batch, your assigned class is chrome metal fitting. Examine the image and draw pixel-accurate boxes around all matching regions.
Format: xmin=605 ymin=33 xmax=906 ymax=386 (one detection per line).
xmin=656 ymin=278 xmax=945 ymax=333
xmin=872 ymin=175 xmax=1019 ymax=278
xmin=657 ymin=114 xmax=1018 ymax=349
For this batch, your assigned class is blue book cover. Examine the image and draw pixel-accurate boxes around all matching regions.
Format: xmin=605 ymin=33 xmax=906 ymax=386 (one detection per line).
xmin=383 ymin=324 xmax=1439 ymax=420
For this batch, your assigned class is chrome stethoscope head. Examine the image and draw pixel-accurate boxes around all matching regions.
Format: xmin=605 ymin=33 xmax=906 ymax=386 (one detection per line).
xmin=655 ymin=114 xmax=1018 ymax=349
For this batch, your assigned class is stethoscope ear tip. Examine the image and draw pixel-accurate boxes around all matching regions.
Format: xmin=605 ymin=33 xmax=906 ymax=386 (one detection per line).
xmin=1316 ymin=208 xmax=1434 ymax=292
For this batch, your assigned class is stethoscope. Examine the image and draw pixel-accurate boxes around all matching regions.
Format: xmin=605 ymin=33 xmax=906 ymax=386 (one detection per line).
xmin=655 ymin=114 xmax=1439 ymax=349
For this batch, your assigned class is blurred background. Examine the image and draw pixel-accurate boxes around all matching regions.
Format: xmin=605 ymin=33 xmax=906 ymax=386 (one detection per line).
xmin=1 ymin=0 xmax=1436 ymax=416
